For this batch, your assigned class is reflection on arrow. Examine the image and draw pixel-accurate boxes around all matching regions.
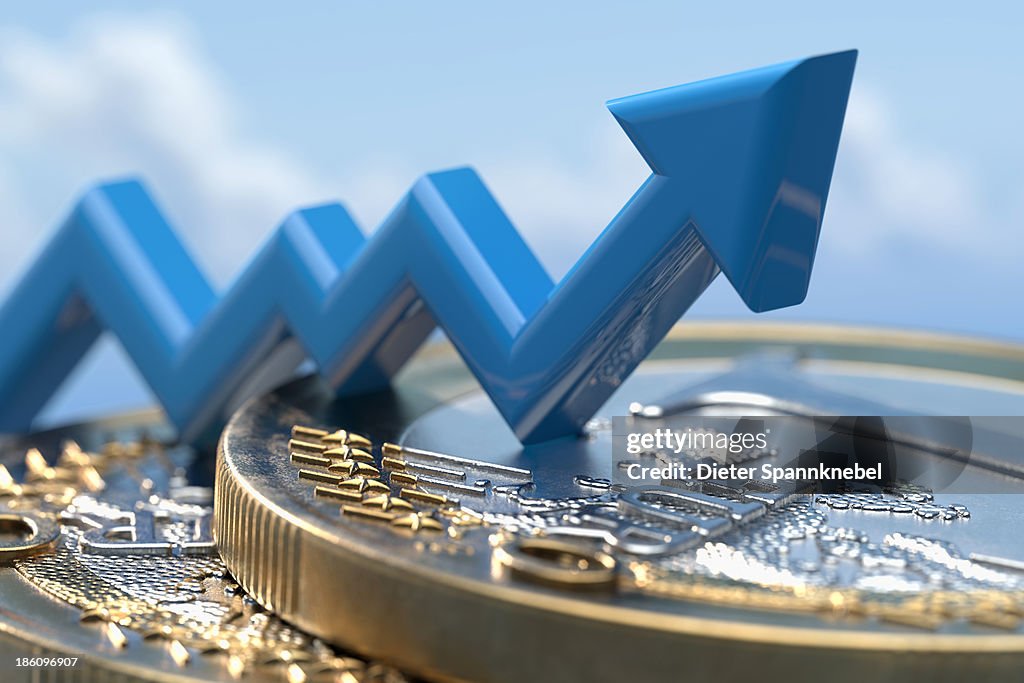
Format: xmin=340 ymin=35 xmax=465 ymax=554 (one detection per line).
xmin=0 ymin=51 xmax=856 ymax=445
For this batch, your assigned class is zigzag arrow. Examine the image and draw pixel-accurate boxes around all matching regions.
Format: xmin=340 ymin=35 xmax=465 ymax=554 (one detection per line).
xmin=0 ymin=50 xmax=856 ymax=445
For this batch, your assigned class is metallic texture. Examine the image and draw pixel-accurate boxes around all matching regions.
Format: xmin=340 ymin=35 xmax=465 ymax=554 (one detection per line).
xmin=0 ymin=51 xmax=855 ymax=445
xmin=0 ymin=417 xmax=407 ymax=682
xmin=0 ymin=510 xmax=59 ymax=561
xmin=492 ymin=537 xmax=618 ymax=587
xmin=214 ymin=322 xmax=1024 ymax=683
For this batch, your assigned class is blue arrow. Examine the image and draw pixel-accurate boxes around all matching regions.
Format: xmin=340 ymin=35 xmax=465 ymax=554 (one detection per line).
xmin=0 ymin=50 xmax=856 ymax=445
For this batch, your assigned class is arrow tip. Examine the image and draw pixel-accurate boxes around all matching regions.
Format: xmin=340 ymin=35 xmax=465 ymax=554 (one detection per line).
xmin=608 ymin=50 xmax=857 ymax=312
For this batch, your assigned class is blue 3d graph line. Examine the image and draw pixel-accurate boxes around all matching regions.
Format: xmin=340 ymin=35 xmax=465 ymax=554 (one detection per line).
xmin=0 ymin=50 xmax=856 ymax=445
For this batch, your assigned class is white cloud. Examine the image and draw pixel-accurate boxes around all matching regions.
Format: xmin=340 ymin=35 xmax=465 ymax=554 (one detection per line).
xmin=314 ymin=125 xmax=650 ymax=281
xmin=339 ymin=87 xmax=1013 ymax=283
xmin=481 ymin=126 xmax=649 ymax=278
xmin=496 ymin=86 xmax=1009 ymax=273
xmin=0 ymin=13 xmax=643 ymax=292
xmin=0 ymin=14 xmax=1008 ymax=295
xmin=824 ymin=87 xmax=996 ymax=258
xmin=0 ymin=13 xmax=343 ymax=425
xmin=0 ymin=13 xmax=331 ymax=292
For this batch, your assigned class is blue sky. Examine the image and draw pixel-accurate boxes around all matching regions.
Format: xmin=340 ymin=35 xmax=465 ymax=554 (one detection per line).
xmin=0 ymin=2 xmax=1021 ymax=423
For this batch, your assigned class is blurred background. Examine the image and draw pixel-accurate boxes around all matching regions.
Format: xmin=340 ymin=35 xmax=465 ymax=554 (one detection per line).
xmin=0 ymin=1 xmax=1020 ymax=426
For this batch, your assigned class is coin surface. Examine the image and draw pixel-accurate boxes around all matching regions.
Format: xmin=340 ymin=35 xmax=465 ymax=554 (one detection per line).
xmin=0 ymin=412 xmax=407 ymax=682
xmin=215 ymin=322 xmax=1024 ymax=682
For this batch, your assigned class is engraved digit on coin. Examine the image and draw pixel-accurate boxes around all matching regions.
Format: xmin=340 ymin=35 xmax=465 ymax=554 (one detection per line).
xmin=0 ymin=509 xmax=60 ymax=561
xmin=492 ymin=535 xmax=617 ymax=587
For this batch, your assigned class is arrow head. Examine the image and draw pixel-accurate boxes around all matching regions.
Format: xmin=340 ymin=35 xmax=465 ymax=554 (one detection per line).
xmin=608 ymin=50 xmax=857 ymax=312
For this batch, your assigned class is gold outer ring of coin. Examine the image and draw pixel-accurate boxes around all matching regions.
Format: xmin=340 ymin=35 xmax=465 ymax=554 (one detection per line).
xmin=214 ymin=322 xmax=1024 ymax=683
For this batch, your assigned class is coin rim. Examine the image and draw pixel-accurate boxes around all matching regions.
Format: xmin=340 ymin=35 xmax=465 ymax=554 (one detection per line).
xmin=214 ymin=322 xmax=1024 ymax=681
